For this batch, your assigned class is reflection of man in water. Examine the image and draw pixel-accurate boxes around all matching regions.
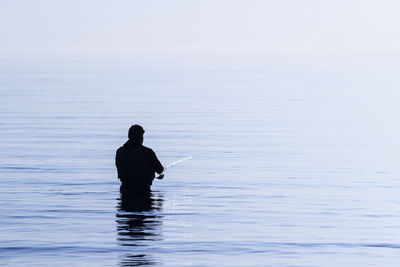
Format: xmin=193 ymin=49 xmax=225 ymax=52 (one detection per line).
xmin=116 ymin=188 xmax=164 ymax=265
xmin=116 ymin=125 xmax=164 ymax=193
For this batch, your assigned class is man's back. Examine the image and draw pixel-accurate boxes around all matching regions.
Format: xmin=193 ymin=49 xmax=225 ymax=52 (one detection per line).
xmin=116 ymin=141 xmax=163 ymax=184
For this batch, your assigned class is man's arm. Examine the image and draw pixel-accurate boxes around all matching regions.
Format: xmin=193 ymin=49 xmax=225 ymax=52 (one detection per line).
xmin=115 ymin=147 xmax=126 ymax=181
xmin=151 ymin=150 xmax=164 ymax=174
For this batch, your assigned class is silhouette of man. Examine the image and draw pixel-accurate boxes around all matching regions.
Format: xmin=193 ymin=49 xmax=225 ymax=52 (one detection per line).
xmin=116 ymin=125 xmax=164 ymax=193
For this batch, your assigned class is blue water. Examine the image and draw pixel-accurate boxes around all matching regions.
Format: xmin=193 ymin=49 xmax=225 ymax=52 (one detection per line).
xmin=1 ymin=57 xmax=400 ymax=266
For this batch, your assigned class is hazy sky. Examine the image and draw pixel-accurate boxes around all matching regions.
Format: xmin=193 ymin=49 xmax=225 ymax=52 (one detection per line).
xmin=1 ymin=0 xmax=399 ymax=59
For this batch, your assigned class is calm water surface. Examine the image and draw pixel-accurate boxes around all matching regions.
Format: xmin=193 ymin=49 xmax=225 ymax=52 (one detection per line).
xmin=1 ymin=57 xmax=400 ymax=266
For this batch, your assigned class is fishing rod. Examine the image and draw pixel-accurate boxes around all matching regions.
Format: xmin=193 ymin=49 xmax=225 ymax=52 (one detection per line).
xmin=156 ymin=156 xmax=193 ymax=179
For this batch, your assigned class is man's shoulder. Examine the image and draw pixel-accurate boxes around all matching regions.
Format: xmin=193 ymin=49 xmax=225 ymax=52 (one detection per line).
xmin=117 ymin=141 xmax=130 ymax=152
xmin=141 ymin=145 xmax=154 ymax=153
xmin=116 ymin=146 xmax=125 ymax=153
xmin=116 ymin=143 xmax=155 ymax=155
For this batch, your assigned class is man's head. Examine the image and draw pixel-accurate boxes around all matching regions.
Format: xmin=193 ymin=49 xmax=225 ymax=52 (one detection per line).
xmin=128 ymin=124 xmax=145 ymax=144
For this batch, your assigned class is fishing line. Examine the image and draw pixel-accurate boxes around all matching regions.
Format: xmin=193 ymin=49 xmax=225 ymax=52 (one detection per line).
xmin=156 ymin=156 xmax=193 ymax=179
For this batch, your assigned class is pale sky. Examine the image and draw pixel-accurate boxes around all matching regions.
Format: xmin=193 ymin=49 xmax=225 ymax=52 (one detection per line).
xmin=1 ymin=0 xmax=399 ymax=59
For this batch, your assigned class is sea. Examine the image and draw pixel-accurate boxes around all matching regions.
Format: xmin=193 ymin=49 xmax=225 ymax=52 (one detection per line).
xmin=1 ymin=56 xmax=400 ymax=266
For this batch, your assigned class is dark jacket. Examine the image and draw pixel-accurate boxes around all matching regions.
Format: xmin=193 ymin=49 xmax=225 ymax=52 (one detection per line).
xmin=115 ymin=140 xmax=164 ymax=188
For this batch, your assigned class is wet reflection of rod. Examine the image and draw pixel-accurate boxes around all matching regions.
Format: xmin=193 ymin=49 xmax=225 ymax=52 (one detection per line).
xmin=156 ymin=156 xmax=193 ymax=180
